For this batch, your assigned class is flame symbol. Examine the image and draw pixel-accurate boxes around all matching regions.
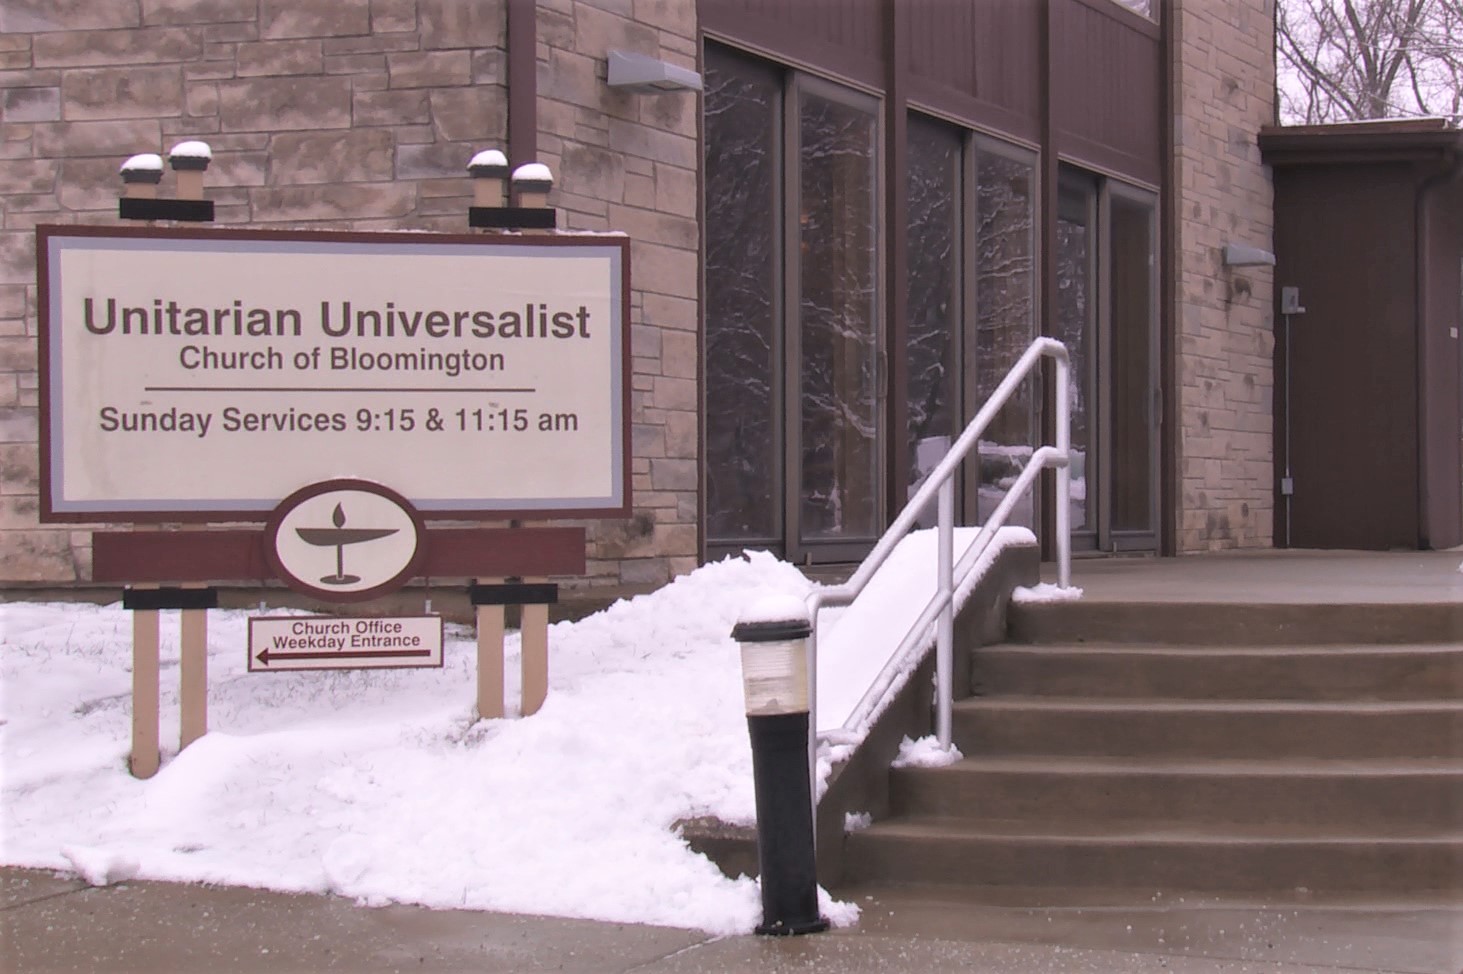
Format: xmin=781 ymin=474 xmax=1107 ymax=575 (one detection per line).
xmin=332 ymin=503 xmax=346 ymax=528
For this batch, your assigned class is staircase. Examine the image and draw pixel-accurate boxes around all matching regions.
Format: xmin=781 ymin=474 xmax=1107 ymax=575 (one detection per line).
xmin=840 ymin=599 xmax=1463 ymax=900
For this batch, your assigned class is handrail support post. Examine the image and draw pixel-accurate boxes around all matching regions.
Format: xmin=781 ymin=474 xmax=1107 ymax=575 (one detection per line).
xmin=936 ymin=479 xmax=955 ymax=749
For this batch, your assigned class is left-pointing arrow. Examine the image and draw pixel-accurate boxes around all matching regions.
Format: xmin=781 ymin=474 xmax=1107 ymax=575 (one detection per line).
xmin=256 ymin=648 xmax=432 ymax=665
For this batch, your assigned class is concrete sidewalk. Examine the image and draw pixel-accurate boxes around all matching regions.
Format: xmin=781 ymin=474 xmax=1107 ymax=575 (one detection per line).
xmin=4 ymin=868 xmax=1460 ymax=973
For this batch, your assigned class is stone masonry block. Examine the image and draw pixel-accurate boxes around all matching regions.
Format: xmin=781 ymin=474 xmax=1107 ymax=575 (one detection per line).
xmin=418 ymin=0 xmax=503 ymax=49
xmin=562 ymin=143 xmax=625 ymax=203
xmin=427 ymin=87 xmax=505 ymax=143
xmin=1 ymin=0 xmax=140 ymax=32
xmin=394 ymin=141 xmax=472 ymax=180
xmin=237 ymin=40 xmax=326 ymax=77
xmin=0 ymin=286 xmax=26 ymax=320
xmin=249 ymin=182 xmax=415 ymax=222
xmin=3 ymin=87 xmax=60 ymax=123
xmin=663 ymin=410 xmax=696 ymax=459
xmin=371 ymin=0 xmax=417 ymax=33
xmin=261 ymin=0 xmax=370 ymax=38
xmin=632 ymin=423 xmax=665 ymax=457
xmin=641 ymin=293 xmax=695 ymax=331
xmin=572 ymin=5 xmax=657 ymax=58
xmin=632 ymin=0 xmax=695 ymax=34
xmin=653 ymin=162 xmax=696 ymax=217
xmin=270 ymin=128 xmax=394 ymax=184
xmin=185 ymin=82 xmax=218 ymax=116
xmin=0 ymin=234 xmax=34 ymax=286
xmin=540 ymin=48 xmax=599 ymax=104
xmin=32 ymin=118 xmax=162 ymax=157
xmin=62 ymin=65 xmax=183 ymax=121
xmin=388 ymin=50 xmax=472 ymax=88
xmin=472 ymin=50 xmax=505 ymax=85
xmin=2 ymin=530 xmax=80 ymax=582
xmin=649 ymin=458 xmax=697 ymax=492
xmin=218 ymin=76 xmax=351 ymax=130
xmin=0 ymin=405 xmax=37 ymax=442
xmin=57 ymin=157 xmax=131 ymax=212
xmin=34 ymin=27 xmax=201 ymax=67
xmin=652 ymin=376 xmax=696 ymax=412
xmin=661 ymin=330 xmax=696 ymax=379
xmin=142 ymin=0 xmax=257 ymax=25
xmin=607 ymin=117 xmax=695 ymax=168
xmin=6 ymin=161 xmax=57 ymax=195
xmin=0 ymin=337 xmax=37 ymax=374
xmin=630 ymin=241 xmax=696 ymax=300
xmin=353 ymin=89 xmax=431 ymax=127
xmin=607 ymin=205 xmax=695 ymax=250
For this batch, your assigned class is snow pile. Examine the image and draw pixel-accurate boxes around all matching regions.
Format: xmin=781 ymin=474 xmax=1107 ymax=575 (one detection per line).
xmin=891 ymin=735 xmax=963 ymax=769
xmin=0 ymin=552 xmax=837 ymax=935
xmin=1012 ymin=582 xmax=1085 ymax=602
xmin=816 ymin=526 xmax=1036 ymax=738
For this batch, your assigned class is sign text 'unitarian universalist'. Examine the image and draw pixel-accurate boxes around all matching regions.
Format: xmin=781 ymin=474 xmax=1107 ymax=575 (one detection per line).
xmin=38 ymin=227 xmax=630 ymax=521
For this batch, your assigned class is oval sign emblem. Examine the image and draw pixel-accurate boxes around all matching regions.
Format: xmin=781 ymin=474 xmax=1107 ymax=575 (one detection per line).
xmin=265 ymin=480 xmax=424 ymax=603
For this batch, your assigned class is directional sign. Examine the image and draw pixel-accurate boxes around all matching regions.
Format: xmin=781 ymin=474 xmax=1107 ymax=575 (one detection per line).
xmin=248 ymin=615 xmax=443 ymax=672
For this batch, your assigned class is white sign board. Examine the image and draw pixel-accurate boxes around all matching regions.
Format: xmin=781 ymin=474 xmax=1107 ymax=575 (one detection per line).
xmin=38 ymin=226 xmax=630 ymax=521
xmin=248 ymin=615 xmax=444 ymax=671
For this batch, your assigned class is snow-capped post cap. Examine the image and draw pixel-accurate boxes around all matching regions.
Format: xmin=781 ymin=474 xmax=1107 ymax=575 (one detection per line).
xmin=119 ymin=153 xmax=164 ymax=184
xmin=168 ymin=140 xmax=213 ymax=171
xmin=468 ymin=149 xmax=509 ymax=208
xmin=511 ymin=162 xmax=554 ymax=198
xmin=467 ymin=148 xmax=509 ymax=178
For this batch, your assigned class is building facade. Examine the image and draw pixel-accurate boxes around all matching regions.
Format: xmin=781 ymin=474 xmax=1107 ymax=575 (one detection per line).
xmin=0 ymin=0 xmax=1276 ymax=597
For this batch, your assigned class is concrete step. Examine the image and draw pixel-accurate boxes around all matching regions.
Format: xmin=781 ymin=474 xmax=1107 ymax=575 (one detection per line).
xmin=1007 ymin=601 xmax=1463 ymax=646
xmin=971 ymin=644 xmax=1463 ymax=701
xmin=888 ymin=756 xmax=1463 ymax=830
xmin=842 ymin=819 xmax=1463 ymax=895
xmin=951 ymin=697 xmax=1463 ymax=760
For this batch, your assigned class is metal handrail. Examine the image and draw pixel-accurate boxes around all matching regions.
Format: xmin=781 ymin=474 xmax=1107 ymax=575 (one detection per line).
xmin=807 ymin=336 xmax=1071 ymax=750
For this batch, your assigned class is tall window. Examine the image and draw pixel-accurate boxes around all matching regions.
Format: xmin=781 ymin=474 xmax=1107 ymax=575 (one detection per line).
xmin=703 ymin=54 xmax=780 ymax=543
xmin=704 ymin=45 xmax=882 ymax=560
xmin=905 ymin=113 xmax=1037 ymax=526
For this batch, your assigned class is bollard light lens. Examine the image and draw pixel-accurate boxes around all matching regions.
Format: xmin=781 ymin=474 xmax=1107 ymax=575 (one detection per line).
xmin=740 ymin=639 xmax=808 ymax=716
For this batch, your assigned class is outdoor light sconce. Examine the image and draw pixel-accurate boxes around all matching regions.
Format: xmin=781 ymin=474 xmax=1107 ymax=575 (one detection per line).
xmin=1222 ymin=243 xmax=1276 ymax=267
xmin=606 ymin=50 xmax=702 ymax=93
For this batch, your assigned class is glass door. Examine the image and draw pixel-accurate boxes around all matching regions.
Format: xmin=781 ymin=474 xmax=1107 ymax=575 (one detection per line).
xmin=1054 ymin=168 xmax=1158 ymax=552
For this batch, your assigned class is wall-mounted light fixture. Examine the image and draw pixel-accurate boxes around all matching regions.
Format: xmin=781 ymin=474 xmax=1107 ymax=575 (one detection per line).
xmin=606 ymin=50 xmax=702 ymax=93
xmin=1222 ymin=243 xmax=1277 ymax=267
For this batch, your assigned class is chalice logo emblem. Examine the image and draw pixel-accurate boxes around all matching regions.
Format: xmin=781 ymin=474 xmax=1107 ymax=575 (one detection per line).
xmin=294 ymin=502 xmax=399 ymax=586
xmin=266 ymin=480 xmax=424 ymax=603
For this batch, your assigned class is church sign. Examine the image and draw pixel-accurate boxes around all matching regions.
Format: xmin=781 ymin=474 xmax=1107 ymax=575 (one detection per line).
xmin=36 ymin=225 xmax=630 ymax=522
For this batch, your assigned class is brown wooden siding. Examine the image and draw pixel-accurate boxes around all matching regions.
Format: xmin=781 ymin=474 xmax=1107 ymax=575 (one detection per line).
xmin=1050 ymin=0 xmax=1162 ymax=185
xmin=700 ymin=0 xmax=885 ymax=88
xmin=903 ymin=0 xmax=1041 ymax=143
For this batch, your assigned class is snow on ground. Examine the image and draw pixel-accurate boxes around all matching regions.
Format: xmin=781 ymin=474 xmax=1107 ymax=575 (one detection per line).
xmin=1 ymin=531 xmax=1059 ymax=934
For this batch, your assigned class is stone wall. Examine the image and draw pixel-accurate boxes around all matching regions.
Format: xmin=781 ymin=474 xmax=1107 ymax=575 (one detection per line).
xmin=1170 ymin=0 xmax=1277 ymax=551
xmin=0 ymin=0 xmax=700 ymax=591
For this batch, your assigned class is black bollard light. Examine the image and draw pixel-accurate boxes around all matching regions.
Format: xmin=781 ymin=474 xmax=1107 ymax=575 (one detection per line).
xmin=731 ymin=595 xmax=829 ymax=936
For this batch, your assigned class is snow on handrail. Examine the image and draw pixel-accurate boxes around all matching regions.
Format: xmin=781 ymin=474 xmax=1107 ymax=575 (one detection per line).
xmin=807 ymin=337 xmax=1072 ymax=752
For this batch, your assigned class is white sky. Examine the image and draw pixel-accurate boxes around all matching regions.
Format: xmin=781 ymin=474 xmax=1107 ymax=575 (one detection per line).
xmin=1 ymin=530 xmax=1037 ymax=935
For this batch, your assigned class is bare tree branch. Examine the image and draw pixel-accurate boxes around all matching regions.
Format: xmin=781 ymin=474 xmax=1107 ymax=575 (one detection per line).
xmin=1278 ymin=0 xmax=1462 ymax=125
